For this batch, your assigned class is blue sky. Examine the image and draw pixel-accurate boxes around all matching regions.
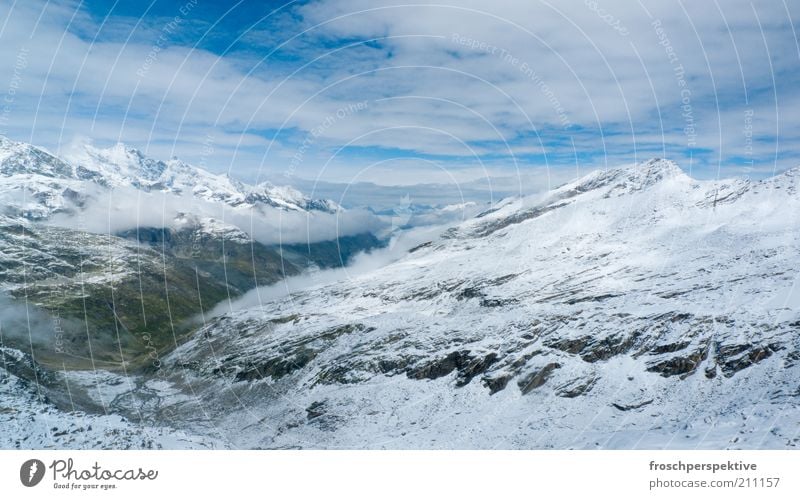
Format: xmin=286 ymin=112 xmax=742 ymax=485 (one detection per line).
xmin=0 ymin=0 xmax=798 ymax=190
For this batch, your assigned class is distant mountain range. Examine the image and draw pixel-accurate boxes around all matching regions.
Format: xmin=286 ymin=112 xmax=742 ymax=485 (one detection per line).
xmin=0 ymin=136 xmax=340 ymax=220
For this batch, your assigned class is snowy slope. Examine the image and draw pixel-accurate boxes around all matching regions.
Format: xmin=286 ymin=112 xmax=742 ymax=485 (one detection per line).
xmin=15 ymin=158 xmax=791 ymax=449
xmin=3 ymin=158 xmax=799 ymax=449
xmin=0 ymin=347 xmax=222 ymax=449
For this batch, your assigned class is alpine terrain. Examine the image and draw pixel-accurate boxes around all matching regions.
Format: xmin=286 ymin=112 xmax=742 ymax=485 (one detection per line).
xmin=1 ymin=144 xmax=799 ymax=449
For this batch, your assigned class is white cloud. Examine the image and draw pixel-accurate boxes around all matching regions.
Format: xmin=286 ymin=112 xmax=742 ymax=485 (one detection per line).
xmin=0 ymin=0 xmax=797 ymax=183
xmin=209 ymin=223 xmax=450 ymax=317
xmin=45 ymin=185 xmax=384 ymax=245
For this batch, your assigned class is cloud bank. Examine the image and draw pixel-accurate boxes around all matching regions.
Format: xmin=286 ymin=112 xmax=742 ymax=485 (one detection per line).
xmin=47 ymin=185 xmax=384 ymax=245
xmin=0 ymin=0 xmax=797 ymax=183
xmin=210 ymin=223 xmax=448 ymax=317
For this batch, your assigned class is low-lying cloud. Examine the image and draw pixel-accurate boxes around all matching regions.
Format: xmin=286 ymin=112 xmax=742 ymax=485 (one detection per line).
xmin=0 ymin=293 xmax=62 ymax=348
xmin=209 ymin=223 xmax=447 ymax=318
xmin=47 ymin=185 xmax=385 ymax=246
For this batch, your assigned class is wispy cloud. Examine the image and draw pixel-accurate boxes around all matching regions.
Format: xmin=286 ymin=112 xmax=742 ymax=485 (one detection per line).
xmin=0 ymin=0 xmax=797 ymax=186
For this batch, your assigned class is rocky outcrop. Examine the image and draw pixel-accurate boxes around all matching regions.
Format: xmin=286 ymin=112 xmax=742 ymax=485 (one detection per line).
xmin=518 ymin=362 xmax=562 ymax=394
xmin=408 ymin=350 xmax=499 ymax=387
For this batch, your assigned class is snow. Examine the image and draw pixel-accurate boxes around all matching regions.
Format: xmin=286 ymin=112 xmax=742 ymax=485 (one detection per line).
xmin=2 ymin=153 xmax=800 ymax=449
xmin=93 ymin=158 xmax=799 ymax=449
xmin=0 ymin=136 xmax=338 ymax=227
xmin=0 ymin=348 xmax=222 ymax=450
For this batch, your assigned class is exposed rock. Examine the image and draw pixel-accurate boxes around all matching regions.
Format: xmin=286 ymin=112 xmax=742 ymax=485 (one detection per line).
xmin=472 ymin=202 xmax=571 ymax=237
xmin=482 ymin=373 xmax=513 ymax=395
xmin=648 ymin=340 xmax=691 ymax=355
xmin=546 ymin=333 xmax=639 ymax=363
xmin=408 ymin=350 xmax=499 ymax=387
xmin=234 ymin=347 xmax=318 ymax=382
xmin=646 ymin=346 xmax=708 ymax=378
xmin=556 ymin=376 xmax=598 ymax=398
xmin=408 ymin=241 xmax=433 ymax=253
xmin=612 ymin=399 xmax=653 ymax=411
xmin=479 ymin=297 xmax=519 ymax=308
xmin=518 ymin=362 xmax=561 ymax=394
xmin=306 ymin=401 xmax=326 ymax=420
xmin=719 ymin=344 xmax=776 ymax=377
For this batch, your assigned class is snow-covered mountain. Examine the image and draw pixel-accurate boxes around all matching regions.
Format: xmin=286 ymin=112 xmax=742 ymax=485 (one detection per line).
xmin=0 ymin=136 xmax=381 ymax=412
xmin=0 ymin=136 xmax=339 ymax=220
xmin=4 ymin=158 xmax=797 ymax=449
xmin=72 ymin=143 xmax=340 ymax=211
xmin=0 ymin=346 xmax=222 ymax=449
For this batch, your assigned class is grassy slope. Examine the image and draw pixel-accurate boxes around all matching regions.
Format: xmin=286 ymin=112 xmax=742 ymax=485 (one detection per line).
xmin=0 ymin=220 xmax=381 ymax=371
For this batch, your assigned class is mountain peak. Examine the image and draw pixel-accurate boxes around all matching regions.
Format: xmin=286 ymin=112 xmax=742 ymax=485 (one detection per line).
xmin=101 ymin=142 xmax=149 ymax=164
xmin=759 ymin=164 xmax=800 ymax=194
xmin=80 ymin=142 xmax=167 ymax=183
xmin=0 ymin=134 xmax=35 ymax=155
xmin=633 ymin=157 xmax=686 ymax=179
xmin=560 ymin=158 xmax=691 ymax=199
xmin=0 ymin=136 xmax=74 ymax=179
xmin=110 ymin=141 xmax=138 ymax=154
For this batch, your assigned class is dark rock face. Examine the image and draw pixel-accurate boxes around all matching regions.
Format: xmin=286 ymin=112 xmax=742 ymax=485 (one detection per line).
xmin=456 ymin=353 xmax=499 ymax=387
xmin=306 ymin=401 xmax=326 ymax=420
xmin=483 ymin=373 xmax=513 ymax=395
xmin=643 ymin=342 xmax=782 ymax=380
xmin=479 ymin=297 xmax=519 ymax=308
xmin=717 ymin=344 xmax=778 ymax=377
xmin=646 ymin=347 xmax=708 ymax=378
xmin=408 ymin=241 xmax=433 ymax=253
xmin=229 ymin=324 xmax=375 ymax=383
xmin=472 ymin=202 xmax=571 ymax=237
xmin=647 ymin=341 xmax=692 ymax=355
xmin=518 ymin=362 xmax=561 ymax=394
xmin=546 ymin=333 xmax=639 ymax=363
xmin=612 ymin=399 xmax=653 ymax=411
xmin=234 ymin=347 xmax=318 ymax=382
xmin=455 ymin=287 xmax=483 ymax=301
xmin=408 ymin=350 xmax=499 ymax=387
xmin=556 ymin=376 xmax=598 ymax=398
xmin=784 ymin=350 xmax=800 ymax=368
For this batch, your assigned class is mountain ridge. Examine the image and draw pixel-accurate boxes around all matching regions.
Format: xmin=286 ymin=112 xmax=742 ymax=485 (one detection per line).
xmin=2 ymin=138 xmax=799 ymax=449
xmin=131 ymin=153 xmax=798 ymax=449
xmin=0 ymin=136 xmax=341 ymax=220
